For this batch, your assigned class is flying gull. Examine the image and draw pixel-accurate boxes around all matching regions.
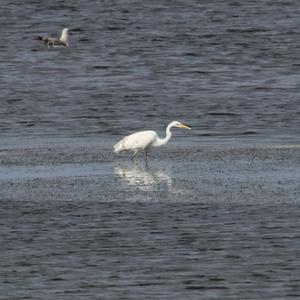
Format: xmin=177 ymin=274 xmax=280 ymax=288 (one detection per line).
xmin=38 ymin=28 xmax=69 ymax=47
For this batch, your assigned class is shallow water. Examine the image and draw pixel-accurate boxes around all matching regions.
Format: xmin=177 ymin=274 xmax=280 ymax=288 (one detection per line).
xmin=1 ymin=0 xmax=300 ymax=299
xmin=1 ymin=198 xmax=300 ymax=300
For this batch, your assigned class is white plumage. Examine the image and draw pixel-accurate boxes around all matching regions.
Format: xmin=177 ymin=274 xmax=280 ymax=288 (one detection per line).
xmin=114 ymin=121 xmax=191 ymax=158
xmin=114 ymin=131 xmax=157 ymax=153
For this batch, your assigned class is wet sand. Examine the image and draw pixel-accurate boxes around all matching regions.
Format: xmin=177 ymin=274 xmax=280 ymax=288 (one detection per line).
xmin=0 ymin=138 xmax=299 ymax=299
xmin=0 ymin=138 xmax=299 ymax=203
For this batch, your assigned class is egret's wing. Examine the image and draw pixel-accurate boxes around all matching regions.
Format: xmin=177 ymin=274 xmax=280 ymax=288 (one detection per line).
xmin=123 ymin=131 xmax=157 ymax=150
xmin=114 ymin=130 xmax=157 ymax=153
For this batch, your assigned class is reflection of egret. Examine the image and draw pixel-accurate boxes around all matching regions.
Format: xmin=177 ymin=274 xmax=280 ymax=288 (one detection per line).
xmin=114 ymin=121 xmax=191 ymax=159
xmin=114 ymin=162 xmax=172 ymax=191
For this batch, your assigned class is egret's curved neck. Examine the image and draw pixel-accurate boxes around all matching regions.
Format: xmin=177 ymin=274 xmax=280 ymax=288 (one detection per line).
xmin=60 ymin=30 xmax=68 ymax=43
xmin=155 ymin=123 xmax=173 ymax=146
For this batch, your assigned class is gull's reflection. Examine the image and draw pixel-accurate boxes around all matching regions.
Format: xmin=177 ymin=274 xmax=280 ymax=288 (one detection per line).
xmin=114 ymin=161 xmax=172 ymax=191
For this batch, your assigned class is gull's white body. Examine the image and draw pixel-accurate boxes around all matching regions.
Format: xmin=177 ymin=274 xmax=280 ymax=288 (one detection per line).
xmin=39 ymin=28 xmax=69 ymax=47
xmin=114 ymin=121 xmax=191 ymax=157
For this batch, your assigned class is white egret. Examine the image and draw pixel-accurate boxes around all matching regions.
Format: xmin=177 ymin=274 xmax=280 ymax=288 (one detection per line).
xmin=38 ymin=28 xmax=69 ymax=47
xmin=114 ymin=121 xmax=191 ymax=159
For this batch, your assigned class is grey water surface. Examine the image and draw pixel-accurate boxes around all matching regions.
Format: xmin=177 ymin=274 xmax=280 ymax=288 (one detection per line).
xmin=0 ymin=0 xmax=300 ymax=299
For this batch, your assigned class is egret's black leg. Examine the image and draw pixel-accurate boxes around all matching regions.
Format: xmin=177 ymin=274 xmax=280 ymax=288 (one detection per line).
xmin=144 ymin=149 xmax=150 ymax=168
xmin=131 ymin=150 xmax=138 ymax=160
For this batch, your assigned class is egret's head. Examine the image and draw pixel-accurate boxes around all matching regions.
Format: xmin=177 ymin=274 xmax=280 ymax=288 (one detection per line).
xmin=172 ymin=121 xmax=191 ymax=130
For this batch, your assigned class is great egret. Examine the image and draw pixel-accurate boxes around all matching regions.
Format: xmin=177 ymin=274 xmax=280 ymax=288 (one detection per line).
xmin=38 ymin=28 xmax=69 ymax=47
xmin=114 ymin=121 xmax=191 ymax=159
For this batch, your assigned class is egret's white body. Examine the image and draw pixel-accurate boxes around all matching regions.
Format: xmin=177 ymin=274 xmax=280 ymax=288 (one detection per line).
xmin=38 ymin=28 xmax=69 ymax=47
xmin=114 ymin=121 xmax=191 ymax=158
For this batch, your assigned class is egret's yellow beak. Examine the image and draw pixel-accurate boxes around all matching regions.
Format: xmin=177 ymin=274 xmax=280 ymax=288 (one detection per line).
xmin=177 ymin=123 xmax=191 ymax=130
